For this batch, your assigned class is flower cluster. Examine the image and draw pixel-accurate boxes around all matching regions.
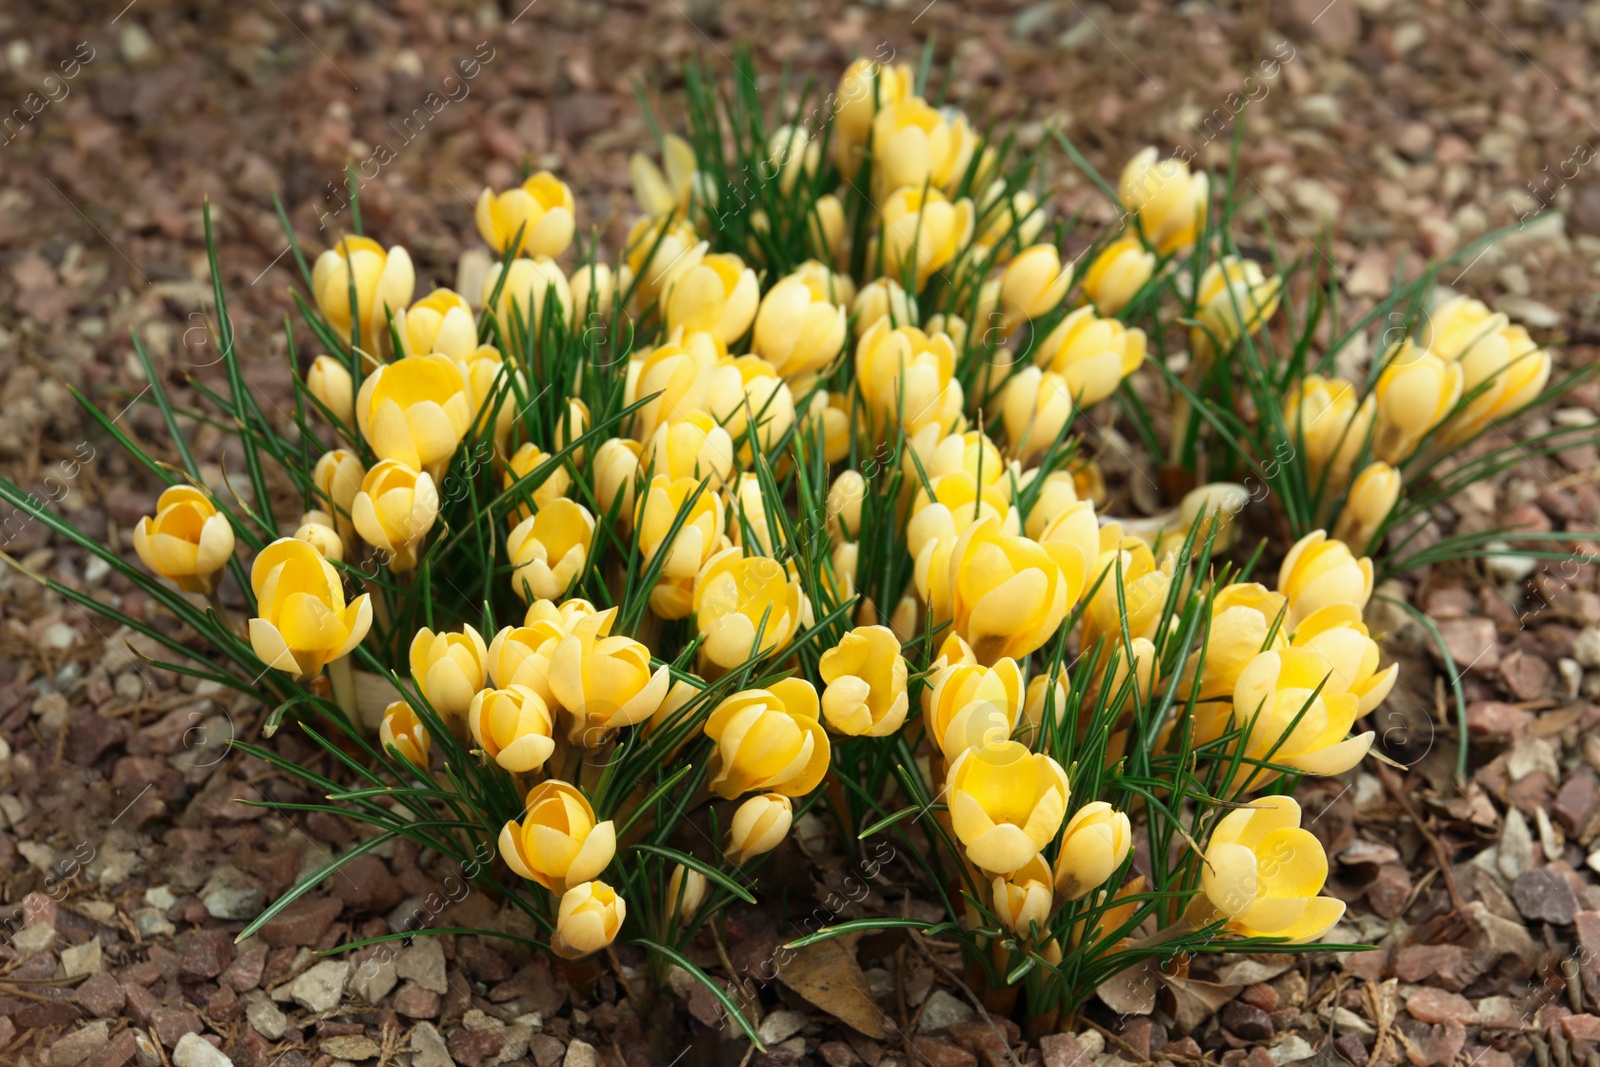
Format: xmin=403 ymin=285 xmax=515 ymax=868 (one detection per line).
xmin=1282 ymin=294 xmax=1552 ymax=553
xmin=105 ymin=51 xmax=1564 ymax=1030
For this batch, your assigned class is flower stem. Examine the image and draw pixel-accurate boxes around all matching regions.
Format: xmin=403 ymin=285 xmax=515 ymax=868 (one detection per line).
xmin=205 ymin=591 xmax=242 ymax=638
xmin=328 ymin=656 xmax=366 ymax=729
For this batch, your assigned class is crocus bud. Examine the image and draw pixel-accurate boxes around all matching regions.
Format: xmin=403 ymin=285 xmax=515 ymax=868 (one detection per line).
xmin=551 ymin=880 xmax=626 ymax=959
xmin=890 ymin=593 xmax=919 ymax=643
xmin=693 ymin=548 xmax=813 ymax=672
xmin=409 ymin=624 xmax=488 ymax=724
xmin=753 ymin=278 xmax=847 ymax=380
xmin=783 ymin=259 xmax=856 ymax=309
xmin=808 ymin=196 xmax=848 ymax=265
xmin=1432 ymin=302 xmax=1550 ymax=445
xmin=354 ymin=354 xmax=473 ymax=480
xmin=1291 ymin=603 xmax=1398 ymax=716
xmin=999 ymin=368 xmax=1076 ymax=463
xmin=305 ymin=356 xmax=354 ymax=427
xmin=947 ymin=741 xmax=1070 ymax=875
xmin=500 ymin=780 xmax=615 ymax=891
xmin=468 ymin=685 xmax=556 ymax=773
xmin=1082 ymin=235 xmax=1156 ymax=315
xmin=1052 ymin=802 xmax=1132 ymax=901
xmin=1176 ymin=482 xmax=1249 ymax=557
xmin=729 ymin=476 xmax=777 ymax=559
xmin=818 ymin=626 xmax=909 ymax=737
xmin=1283 ymin=376 xmax=1374 ymax=495
xmin=803 ymin=390 xmax=852 ymax=465
xmin=998 ymin=244 xmax=1073 ymax=326
xmin=705 ymin=678 xmax=830 ymax=798
xmin=879 ymin=186 xmax=975 ymax=287
xmin=1020 ymin=667 xmax=1070 ymax=746
xmin=379 ymin=701 xmax=431 ymax=769
xmin=1020 ymin=469 xmax=1080 ymax=541
xmin=535 ymin=595 xmax=603 ymax=631
xmin=1332 ymin=462 xmax=1400 ymax=552
xmin=1034 ymin=306 xmax=1147 ymax=408
xmin=914 ymin=535 xmax=958 ymax=634
xmin=646 ymin=677 xmax=706 ymax=743
xmin=476 ymin=172 xmax=576 ymax=259
xmin=1421 ymin=295 xmax=1503 ymax=361
xmin=973 ymin=181 xmax=1045 ymax=260
xmin=946 ymin=514 xmax=1071 ymax=665
xmin=852 ymin=278 xmax=918 ymax=334
xmin=1118 ymin=147 xmax=1207 ymax=256
xmin=352 ymin=460 xmax=438 ymax=572
xmin=395 ymin=288 xmax=477 ymax=360
xmin=549 ymin=613 xmax=671 ymax=744
xmin=1199 ymin=796 xmax=1345 ymax=942
xmin=569 ymin=261 xmax=627 ymax=316
xmin=482 ymin=256 xmax=573 ymax=337
xmin=909 ymin=428 xmax=1007 ymax=485
xmin=725 ymin=793 xmax=793 ymax=864
xmin=624 ymin=215 xmax=700 ymax=306
xmin=625 ymin=332 xmax=724 ymax=440
xmin=907 ymin=473 xmax=1016 ymax=564
xmin=828 ymin=470 xmax=866 ymax=541
xmin=1182 ymin=583 xmax=1290 ymax=709
xmin=455 ymin=345 xmax=522 ymax=450
xmin=829 ymin=540 xmax=859 ymax=610
xmin=1097 ymin=635 xmax=1159 ymax=707
xmin=640 ymin=476 xmax=724 ymax=580
xmin=765 ymin=124 xmax=820 ymax=193
xmin=133 ymin=485 xmax=235 ymax=594
xmin=552 ymin=397 xmax=590 ymax=466
xmin=727 ymin=472 xmax=775 ymax=556
xmin=1372 ymin=342 xmax=1463 ymax=464
xmin=313 ymin=235 xmax=415 ymax=342
xmin=707 ymin=356 xmax=795 ymax=461
xmin=1192 ymin=256 xmax=1282 ymax=362
xmin=312 ymin=449 xmax=366 ymax=546
xmin=924 ymin=657 xmax=1023 ymax=757
xmin=248 ymin=538 xmax=372 ymax=679
xmin=631 ymin=132 xmax=700 ymax=217
xmin=663 ymin=248 xmax=759 ymax=346
xmin=485 ymin=607 xmax=588 ymax=706
xmin=833 ymin=58 xmax=914 ymax=177
xmin=1080 ymin=535 xmax=1169 ymax=653
xmin=1277 ymin=530 xmax=1373 ymax=627
xmin=992 ymin=857 xmax=1054 ymax=936
xmin=504 ymin=443 xmax=573 ymax=526
xmin=293 ymin=510 xmax=345 ymax=562
xmin=855 ymin=319 xmax=965 ymax=439
xmin=593 ymin=438 xmax=643 ymax=527
xmin=646 ymin=414 xmax=737 ymax=488
xmin=1458 ymin=340 xmax=1550 ymax=441
xmin=667 ymin=865 xmax=707 ymax=923
xmin=871 ymin=97 xmax=975 ymax=199
xmin=507 ymin=499 xmax=595 ymax=602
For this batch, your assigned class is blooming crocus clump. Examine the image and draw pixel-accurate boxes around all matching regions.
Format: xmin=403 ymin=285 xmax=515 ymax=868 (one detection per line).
xmin=98 ymin=51 xmax=1583 ymax=1029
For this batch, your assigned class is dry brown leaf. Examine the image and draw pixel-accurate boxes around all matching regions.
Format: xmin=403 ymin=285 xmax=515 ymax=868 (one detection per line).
xmin=1162 ymin=974 xmax=1243 ymax=1033
xmin=1096 ymin=955 xmax=1159 ymax=1016
xmin=777 ymin=939 xmax=888 ymax=1039
xmin=1209 ymin=956 xmax=1296 ymax=986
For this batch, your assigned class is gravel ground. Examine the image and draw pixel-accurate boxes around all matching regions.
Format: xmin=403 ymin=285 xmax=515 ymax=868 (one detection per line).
xmin=3 ymin=1 xmax=1600 ymax=1065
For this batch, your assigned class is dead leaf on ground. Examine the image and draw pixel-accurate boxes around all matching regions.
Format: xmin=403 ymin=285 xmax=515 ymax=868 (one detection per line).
xmin=1163 ymin=974 xmax=1244 ymax=1033
xmin=1210 ymin=956 xmax=1296 ymax=986
xmin=1097 ymin=955 xmax=1159 ymax=1016
xmin=777 ymin=938 xmax=888 ymax=1039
